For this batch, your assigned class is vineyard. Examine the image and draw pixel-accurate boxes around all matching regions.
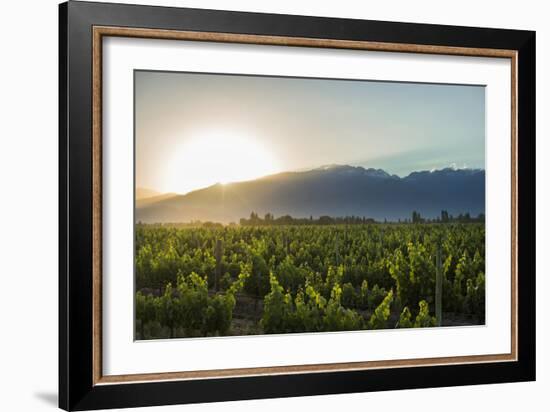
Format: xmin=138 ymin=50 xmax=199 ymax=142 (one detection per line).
xmin=135 ymin=222 xmax=485 ymax=339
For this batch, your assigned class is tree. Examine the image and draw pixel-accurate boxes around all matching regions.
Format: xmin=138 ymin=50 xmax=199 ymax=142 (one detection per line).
xmin=397 ymin=306 xmax=413 ymax=328
xmin=174 ymin=272 xmax=208 ymax=335
xmin=341 ymin=282 xmax=356 ymax=308
xmin=243 ymin=254 xmax=270 ymax=300
xmin=464 ymin=272 xmax=485 ymax=321
xmin=262 ymin=273 xmax=293 ymax=333
xmin=323 ymin=284 xmax=363 ymax=331
xmin=135 ymin=291 xmax=156 ymax=339
xmin=412 ymin=210 xmax=423 ymax=223
xmin=414 ymin=300 xmax=436 ymax=328
xmin=276 ymin=255 xmax=306 ymax=294
xmin=203 ymin=294 xmax=236 ymax=336
xmin=157 ymin=283 xmax=176 ymax=338
xmin=369 ymin=290 xmax=394 ymax=329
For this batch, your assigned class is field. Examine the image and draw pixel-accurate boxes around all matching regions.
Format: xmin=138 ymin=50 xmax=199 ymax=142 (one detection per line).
xmin=135 ymin=222 xmax=485 ymax=339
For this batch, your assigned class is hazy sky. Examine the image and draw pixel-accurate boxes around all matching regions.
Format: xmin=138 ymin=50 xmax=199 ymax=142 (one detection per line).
xmin=135 ymin=70 xmax=485 ymax=194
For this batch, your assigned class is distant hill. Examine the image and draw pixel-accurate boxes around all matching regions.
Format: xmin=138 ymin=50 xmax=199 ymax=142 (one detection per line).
xmin=136 ymin=187 xmax=162 ymax=200
xmin=135 ymin=165 xmax=485 ymax=223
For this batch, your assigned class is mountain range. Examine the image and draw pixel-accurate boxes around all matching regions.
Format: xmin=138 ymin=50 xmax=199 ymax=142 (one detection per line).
xmin=136 ymin=165 xmax=485 ymax=223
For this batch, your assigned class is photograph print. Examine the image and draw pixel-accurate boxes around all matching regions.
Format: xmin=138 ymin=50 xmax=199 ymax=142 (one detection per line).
xmin=134 ymin=70 xmax=486 ymax=340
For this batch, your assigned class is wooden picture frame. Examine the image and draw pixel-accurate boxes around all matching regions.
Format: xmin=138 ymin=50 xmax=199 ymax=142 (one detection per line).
xmin=59 ymin=1 xmax=535 ymax=410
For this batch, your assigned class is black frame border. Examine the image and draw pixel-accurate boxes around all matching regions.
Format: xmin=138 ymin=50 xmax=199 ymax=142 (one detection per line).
xmin=59 ymin=1 xmax=536 ymax=410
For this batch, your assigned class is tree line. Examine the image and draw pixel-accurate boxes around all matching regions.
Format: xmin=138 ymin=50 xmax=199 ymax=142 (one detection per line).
xmin=239 ymin=210 xmax=485 ymax=226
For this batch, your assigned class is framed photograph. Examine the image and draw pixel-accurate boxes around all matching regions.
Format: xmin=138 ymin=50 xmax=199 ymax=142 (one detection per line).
xmin=59 ymin=1 xmax=535 ymax=410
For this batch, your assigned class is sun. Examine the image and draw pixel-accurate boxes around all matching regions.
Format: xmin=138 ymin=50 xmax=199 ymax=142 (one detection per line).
xmin=164 ymin=131 xmax=280 ymax=194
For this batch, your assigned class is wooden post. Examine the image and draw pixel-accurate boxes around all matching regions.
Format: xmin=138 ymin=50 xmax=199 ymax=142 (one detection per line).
xmin=286 ymin=234 xmax=290 ymax=255
xmin=334 ymin=233 xmax=340 ymax=266
xmin=214 ymin=238 xmax=223 ymax=292
xmin=344 ymin=224 xmax=348 ymax=246
xmin=435 ymin=244 xmax=443 ymax=326
xmin=282 ymin=233 xmax=290 ymax=255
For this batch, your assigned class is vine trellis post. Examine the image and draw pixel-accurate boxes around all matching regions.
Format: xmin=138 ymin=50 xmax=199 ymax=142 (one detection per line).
xmin=214 ymin=238 xmax=223 ymax=292
xmin=435 ymin=243 xmax=443 ymax=326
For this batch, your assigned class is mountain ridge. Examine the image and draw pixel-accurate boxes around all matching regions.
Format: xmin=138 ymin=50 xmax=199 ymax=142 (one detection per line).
xmin=136 ymin=165 xmax=485 ymax=224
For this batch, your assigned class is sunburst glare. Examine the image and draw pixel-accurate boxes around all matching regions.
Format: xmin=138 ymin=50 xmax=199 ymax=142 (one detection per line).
xmin=163 ymin=130 xmax=280 ymax=194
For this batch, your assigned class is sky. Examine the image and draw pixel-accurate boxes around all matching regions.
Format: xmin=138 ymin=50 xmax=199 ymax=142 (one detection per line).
xmin=135 ymin=70 xmax=485 ymax=195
